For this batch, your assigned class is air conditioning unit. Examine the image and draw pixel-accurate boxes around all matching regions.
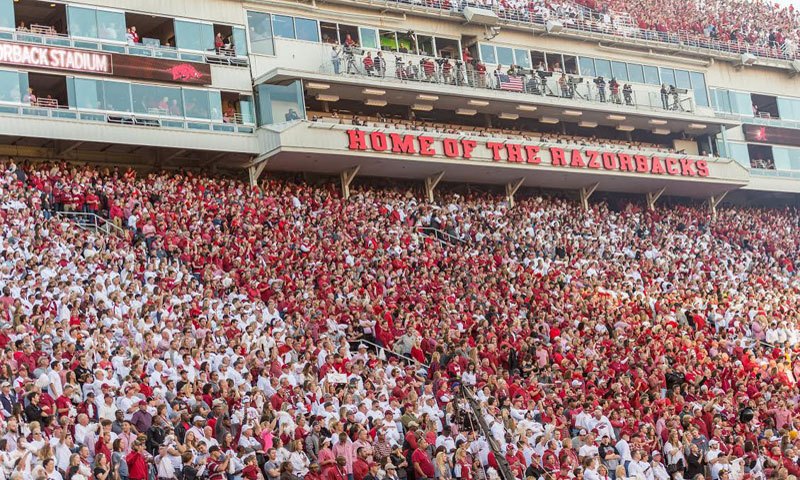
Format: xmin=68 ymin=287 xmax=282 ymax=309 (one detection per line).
xmin=463 ymin=6 xmax=499 ymax=26
xmin=740 ymin=53 xmax=757 ymax=66
xmin=546 ymin=20 xmax=564 ymax=34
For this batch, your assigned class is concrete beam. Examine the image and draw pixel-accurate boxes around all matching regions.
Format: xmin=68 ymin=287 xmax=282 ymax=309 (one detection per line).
xmin=708 ymin=190 xmax=729 ymax=220
xmin=505 ymin=178 xmax=524 ymax=208
xmin=340 ymin=166 xmax=360 ymax=200
xmin=55 ymin=140 xmax=84 ymax=156
xmin=424 ymin=171 xmax=445 ymax=203
xmin=579 ymin=182 xmax=599 ymax=211
xmin=646 ymin=186 xmax=666 ymax=211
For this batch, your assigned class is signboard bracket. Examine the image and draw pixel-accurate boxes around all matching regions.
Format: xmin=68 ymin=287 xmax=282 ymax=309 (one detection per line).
xmin=579 ymin=182 xmax=599 ymax=211
xmin=708 ymin=190 xmax=729 ymax=220
xmin=646 ymin=186 xmax=666 ymax=211
xmin=505 ymin=178 xmax=524 ymax=208
xmin=424 ymin=171 xmax=445 ymax=203
xmin=340 ymin=165 xmax=360 ymax=200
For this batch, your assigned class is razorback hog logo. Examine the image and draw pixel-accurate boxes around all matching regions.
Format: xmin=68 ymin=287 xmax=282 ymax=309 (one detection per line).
xmin=169 ymin=63 xmax=203 ymax=82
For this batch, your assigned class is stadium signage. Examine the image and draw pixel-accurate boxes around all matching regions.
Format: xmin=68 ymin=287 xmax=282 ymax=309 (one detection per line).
xmin=346 ymin=130 xmax=710 ymax=177
xmin=0 ymin=40 xmax=212 ymax=85
xmin=0 ymin=42 xmax=112 ymax=74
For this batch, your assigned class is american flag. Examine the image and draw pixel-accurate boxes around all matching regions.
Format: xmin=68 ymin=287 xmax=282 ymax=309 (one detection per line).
xmin=498 ymin=74 xmax=524 ymax=92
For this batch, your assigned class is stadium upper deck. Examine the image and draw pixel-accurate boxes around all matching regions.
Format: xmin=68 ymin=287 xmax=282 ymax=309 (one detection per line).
xmin=0 ymin=0 xmax=798 ymax=200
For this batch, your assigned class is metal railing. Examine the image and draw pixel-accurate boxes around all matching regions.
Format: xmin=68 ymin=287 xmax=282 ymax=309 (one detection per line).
xmin=53 ymin=210 xmax=127 ymax=237
xmin=461 ymin=385 xmax=515 ymax=480
xmin=353 ymin=338 xmax=430 ymax=369
xmin=322 ymin=55 xmax=696 ymax=114
xmin=0 ymin=103 xmax=256 ymax=134
xmin=0 ymin=29 xmax=248 ymax=67
xmin=417 ymin=226 xmax=468 ymax=245
xmin=326 ymin=0 xmax=799 ymax=62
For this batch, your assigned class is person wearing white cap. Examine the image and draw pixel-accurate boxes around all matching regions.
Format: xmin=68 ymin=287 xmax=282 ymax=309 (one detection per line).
xmin=650 ymin=451 xmax=669 ymax=480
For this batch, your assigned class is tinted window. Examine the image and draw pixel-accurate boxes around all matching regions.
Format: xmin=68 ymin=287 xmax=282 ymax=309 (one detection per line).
xmin=479 ymin=44 xmax=496 ymax=64
xmin=628 ymin=63 xmax=644 ymax=83
xmin=294 ymin=18 xmax=319 ymax=42
xmin=643 ymin=65 xmax=660 ymax=84
xmin=247 ymin=11 xmax=274 ymax=55
xmin=68 ymin=6 xmax=98 ymax=38
xmin=594 ymin=59 xmax=612 ymax=78
xmin=272 ymin=15 xmax=295 ymax=39
xmin=579 ymin=57 xmax=595 ymax=76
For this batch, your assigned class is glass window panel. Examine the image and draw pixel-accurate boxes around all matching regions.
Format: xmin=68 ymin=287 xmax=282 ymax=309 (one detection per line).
xmin=0 ymin=0 xmax=14 ymax=30
xmin=594 ymin=58 xmax=611 ymax=78
xmin=790 ymin=148 xmax=800 ymax=171
xmin=578 ymin=57 xmax=595 ymax=76
xmin=255 ymin=80 xmax=305 ymax=125
xmin=479 ymin=44 xmax=496 ymax=64
xmin=531 ymin=51 xmax=546 ymax=70
xmin=776 ymin=97 xmax=800 ymax=121
xmin=731 ymin=91 xmax=753 ymax=116
xmin=727 ymin=142 xmax=750 ymax=167
xmin=514 ymin=49 xmax=531 ymax=69
xmin=209 ymin=91 xmax=222 ymax=121
xmin=239 ymin=96 xmax=255 ymax=124
xmin=719 ymin=89 xmax=732 ymax=113
xmin=294 ymin=18 xmax=318 ymax=42
xmin=611 ymin=61 xmax=628 ymax=81
xmin=360 ymin=28 xmax=378 ymax=50
xmin=417 ymin=35 xmax=434 ymax=57
xmin=0 ymin=69 xmax=21 ymax=103
xmin=773 ymin=147 xmax=792 ymax=170
xmin=320 ymin=22 xmax=338 ymax=44
xmin=74 ymin=78 xmax=104 ymax=110
xmin=183 ymin=89 xmax=211 ymax=119
xmin=247 ymin=12 xmax=274 ymax=55
xmin=380 ymin=31 xmax=398 ymax=51
xmin=102 ymin=80 xmax=131 ymax=112
xmin=337 ymin=25 xmax=358 ymax=46
xmin=175 ymin=20 xmax=214 ymax=52
xmin=563 ymin=55 xmax=578 ymax=74
xmin=232 ymin=27 xmax=248 ymax=56
xmin=496 ymin=46 xmax=514 ymax=67
xmin=131 ymin=84 xmax=182 ymax=116
xmin=660 ymin=67 xmax=675 ymax=87
xmin=545 ymin=53 xmax=563 ymax=71
xmin=68 ymin=6 xmax=98 ymax=39
xmin=628 ymin=63 xmax=644 ymax=83
xmin=675 ymin=69 xmax=691 ymax=89
xmin=397 ymin=32 xmax=415 ymax=54
xmin=97 ymin=10 xmax=126 ymax=42
xmin=643 ymin=65 xmax=660 ymax=85
xmin=272 ymin=15 xmax=295 ymax=39
xmin=689 ymin=71 xmax=708 ymax=107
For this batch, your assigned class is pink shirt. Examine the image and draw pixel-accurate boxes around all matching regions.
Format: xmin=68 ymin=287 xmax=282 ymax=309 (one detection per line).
xmin=332 ymin=441 xmax=355 ymax=474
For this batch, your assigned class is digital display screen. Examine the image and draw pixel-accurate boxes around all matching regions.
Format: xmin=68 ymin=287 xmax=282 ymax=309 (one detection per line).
xmin=744 ymin=124 xmax=800 ymax=148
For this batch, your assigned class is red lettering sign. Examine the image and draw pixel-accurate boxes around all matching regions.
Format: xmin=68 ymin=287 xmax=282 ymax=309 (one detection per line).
xmin=343 ymin=132 xmax=715 ymax=179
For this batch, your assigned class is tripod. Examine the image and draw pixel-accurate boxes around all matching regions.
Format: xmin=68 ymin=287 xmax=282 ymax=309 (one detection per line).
xmin=345 ymin=53 xmax=361 ymax=75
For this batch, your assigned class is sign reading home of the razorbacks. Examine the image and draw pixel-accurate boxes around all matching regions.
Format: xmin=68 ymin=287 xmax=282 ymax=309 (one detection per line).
xmin=346 ymin=129 xmax=711 ymax=177
xmin=0 ymin=40 xmax=212 ymax=85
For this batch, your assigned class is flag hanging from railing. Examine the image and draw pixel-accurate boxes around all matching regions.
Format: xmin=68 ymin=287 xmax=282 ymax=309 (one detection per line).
xmin=497 ymin=74 xmax=524 ymax=92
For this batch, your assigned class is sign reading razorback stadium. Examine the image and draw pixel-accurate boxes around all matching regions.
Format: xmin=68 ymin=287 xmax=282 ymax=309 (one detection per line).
xmin=346 ymin=129 xmax=710 ymax=177
xmin=0 ymin=40 xmax=212 ymax=85
xmin=0 ymin=41 xmax=111 ymax=74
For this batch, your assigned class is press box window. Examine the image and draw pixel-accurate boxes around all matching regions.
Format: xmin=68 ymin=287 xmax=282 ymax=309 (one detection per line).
xmin=246 ymin=11 xmax=275 ymax=55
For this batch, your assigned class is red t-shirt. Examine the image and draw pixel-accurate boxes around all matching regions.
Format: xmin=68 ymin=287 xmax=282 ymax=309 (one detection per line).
xmin=412 ymin=448 xmax=434 ymax=478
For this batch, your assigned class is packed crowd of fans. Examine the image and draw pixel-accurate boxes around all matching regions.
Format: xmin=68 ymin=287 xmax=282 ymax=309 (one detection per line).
xmin=395 ymin=0 xmax=800 ymax=59
xmin=0 ymin=158 xmax=799 ymax=480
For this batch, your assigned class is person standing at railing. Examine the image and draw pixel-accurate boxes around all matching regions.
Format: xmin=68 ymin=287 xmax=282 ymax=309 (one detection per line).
xmin=660 ymin=84 xmax=669 ymax=110
xmin=375 ymin=52 xmax=387 ymax=77
xmin=363 ymin=53 xmax=375 ymax=76
xmin=623 ymin=84 xmax=633 ymax=105
xmin=331 ymin=45 xmax=342 ymax=75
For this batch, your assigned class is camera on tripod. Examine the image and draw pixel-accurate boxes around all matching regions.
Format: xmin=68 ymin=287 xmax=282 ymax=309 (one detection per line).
xmin=344 ymin=45 xmax=364 ymax=56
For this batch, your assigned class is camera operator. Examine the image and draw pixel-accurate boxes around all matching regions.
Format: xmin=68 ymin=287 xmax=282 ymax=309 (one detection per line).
xmin=609 ymin=77 xmax=621 ymax=104
xmin=623 ymin=83 xmax=633 ymax=105
xmin=660 ymin=84 xmax=669 ymax=109
xmin=594 ymin=76 xmax=607 ymax=102
xmin=363 ymin=51 xmax=374 ymax=76
xmin=670 ymin=85 xmax=680 ymax=110
xmin=374 ymin=51 xmax=386 ymax=77
xmin=420 ymin=57 xmax=436 ymax=81
xmin=330 ymin=43 xmax=342 ymax=75
xmin=394 ymin=54 xmax=405 ymax=79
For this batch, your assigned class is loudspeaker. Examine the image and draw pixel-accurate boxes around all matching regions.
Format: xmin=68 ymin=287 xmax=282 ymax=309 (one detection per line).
xmin=546 ymin=20 xmax=564 ymax=34
xmin=740 ymin=53 xmax=757 ymax=66
xmin=463 ymin=6 xmax=499 ymax=26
